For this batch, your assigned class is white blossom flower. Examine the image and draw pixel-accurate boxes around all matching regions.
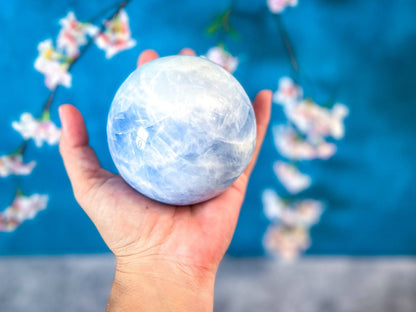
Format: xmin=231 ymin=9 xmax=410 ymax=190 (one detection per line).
xmin=0 ymin=154 xmax=36 ymax=177
xmin=293 ymin=199 xmax=323 ymax=227
xmin=34 ymin=40 xmax=72 ymax=90
xmin=263 ymin=188 xmax=323 ymax=227
xmin=267 ymin=0 xmax=298 ymax=14
xmin=273 ymin=161 xmax=311 ymax=194
xmin=315 ymin=139 xmax=337 ymax=159
xmin=286 ymin=100 xmax=349 ymax=139
xmin=0 ymin=193 xmax=48 ymax=232
xmin=95 ymin=9 xmax=136 ymax=59
xmin=330 ymin=103 xmax=350 ymax=138
xmin=204 ymin=45 xmax=239 ymax=74
xmin=273 ymin=125 xmax=337 ymax=160
xmin=263 ymin=225 xmax=310 ymax=261
xmin=57 ymin=11 xmax=99 ymax=58
xmin=0 ymin=214 xmax=19 ymax=232
xmin=12 ymin=113 xmax=61 ymax=147
xmin=273 ymin=76 xmax=303 ymax=108
xmin=262 ymin=189 xmax=285 ymax=221
xmin=276 ymin=199 xmax=324 ymax=228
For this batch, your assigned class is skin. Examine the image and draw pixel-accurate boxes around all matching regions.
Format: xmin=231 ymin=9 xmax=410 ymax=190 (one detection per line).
xmin=59 ymin=48 xmax=272 ymax=312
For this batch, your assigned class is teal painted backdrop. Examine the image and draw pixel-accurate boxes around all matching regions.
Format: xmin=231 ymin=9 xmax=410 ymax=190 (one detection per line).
xmin=0 ymin=0 xmax=415 ymax=256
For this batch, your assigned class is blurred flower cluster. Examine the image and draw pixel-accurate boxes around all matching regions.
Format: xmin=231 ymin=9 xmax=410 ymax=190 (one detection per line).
xmin=267 ymin=0 xmax=298 ymax=14
xmin=95 ymin=9 xmax=136 ymax=59
xmin=203 ymin=0 xmax=348 ymax=261
xmin=0 ymin=155 xmax=36 ymax=178
xmin=203 ymin=45 xmax=239 ymax=74
xmin=35 ymin=39 xmax=73 ymax=90
xmin=263 ymin=189 xmax=323 ymax=260
xmin=35 ymin=9 xmax=135 ymax=90
xmin=12 ymin=113 xmax=61 ymax=148
xmin=1 ymin=1 xmax=135 ymax=233
xmin=263 ymin=77 xmax=348 ymax=261
xmin=0 ymin=194 xmax=48 ymax=232
xmin=273 ymin=77 xmax=349 ymax=160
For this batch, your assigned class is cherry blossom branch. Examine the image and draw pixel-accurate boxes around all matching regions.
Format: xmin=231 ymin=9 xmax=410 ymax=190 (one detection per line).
xmin=272 ymin=8 xmax=316 ymax=98
xmin=42 ymin=0 xmax=132 ymax=114
xmin=261 ymin=1 xmax=351 ymax=261
xmin=203 ymin=1 xmax=240 ymax=74
xmin=275 ymin=14 xmax=299 ymax=73
xmin=15 ymin=141 xmax=27 ymax=156
xmin=12 ymin=0 xmax=133 ymax=158
xmin=66 ymin=0 xmax=132 ymax=72
xmin=41 ymin=90 xmax=56 ymax=118
xmin=88 ymin=0 xmax=131 ymax=25
xmin=1 ymin=0 xmax=136 ymax=232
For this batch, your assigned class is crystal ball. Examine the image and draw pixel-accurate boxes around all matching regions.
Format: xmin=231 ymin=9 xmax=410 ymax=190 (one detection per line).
xmin=107 ymin=55 xmax=256 ymax=205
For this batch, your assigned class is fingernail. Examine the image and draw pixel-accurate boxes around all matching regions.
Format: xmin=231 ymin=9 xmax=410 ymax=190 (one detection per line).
xmin=179 ymin=48 xmax=196 ymax=56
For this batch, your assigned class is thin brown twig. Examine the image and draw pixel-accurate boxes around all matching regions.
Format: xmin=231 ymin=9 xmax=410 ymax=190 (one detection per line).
xmin=275 ymin=14 xmax=299 ymax=73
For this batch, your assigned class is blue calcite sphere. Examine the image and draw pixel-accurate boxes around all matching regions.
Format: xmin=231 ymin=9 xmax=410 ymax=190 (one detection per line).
xmin=107 ymin=55 xmax=256 ymax=205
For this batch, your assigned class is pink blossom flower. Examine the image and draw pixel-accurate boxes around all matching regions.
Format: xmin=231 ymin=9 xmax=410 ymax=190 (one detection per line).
xmin=286 ymin=100 xmax=349 ymax=139
xmin=0 ymin=154 xmax=36 ymax=177
xmin=273 ymin=125 xmax=337 ymax=160
xmin=57 ymin=12 xmax=99 ymax=58
xmin=273 ymin=76 xmax=303 ymax=108
xmin=0 ymin=193 xmax=48 ymax=232
xmin=34 ymin=40 xmax=72 ymax=90
xmin=273 ymin=161 xmax=311 ymax=194
xmin=267 ymin=0 xmax=298 ymax=14
xmin=204 ymin=45 xmax=239 ymax=74
xmin=263 ymin=225 xmax=310 ymax=261
xmin=12 ymin=113 xmax=61 ymax=147
xmin=95 ymin=9 xmax=136 ymax=59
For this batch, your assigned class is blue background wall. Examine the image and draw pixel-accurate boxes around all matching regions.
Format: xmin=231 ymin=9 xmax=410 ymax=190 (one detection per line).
xmin=0 ymin=0 xmax=415 ymax=256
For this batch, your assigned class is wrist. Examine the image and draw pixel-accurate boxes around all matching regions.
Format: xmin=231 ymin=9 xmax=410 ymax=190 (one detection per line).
xmin=106 ymin=257 xmax=216 ymax=312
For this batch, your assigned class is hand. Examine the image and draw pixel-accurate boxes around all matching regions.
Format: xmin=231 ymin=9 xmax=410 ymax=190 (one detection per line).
xmin=59 ymin=48 xmax=272 ymax=312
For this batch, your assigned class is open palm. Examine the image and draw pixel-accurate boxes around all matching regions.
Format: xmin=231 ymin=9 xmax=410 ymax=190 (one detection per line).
xmin=59 ymin=49 xmax=272 ymax=279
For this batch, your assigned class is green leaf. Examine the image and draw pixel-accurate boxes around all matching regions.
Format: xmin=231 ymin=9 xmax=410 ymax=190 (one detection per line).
xmin=206 ymin=21 xmax=221 ymax=35
xmin=41 ymin=109 xmax=50 ymax=121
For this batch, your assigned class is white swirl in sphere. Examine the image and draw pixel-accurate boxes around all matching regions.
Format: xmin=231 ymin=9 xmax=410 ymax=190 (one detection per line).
xmin=107 ymin=55 xmax=256 ymax=205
